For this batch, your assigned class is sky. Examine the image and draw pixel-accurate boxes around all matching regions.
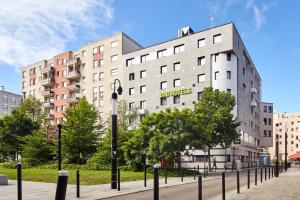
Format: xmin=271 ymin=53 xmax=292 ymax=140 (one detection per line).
xmin=0 ymin=0 xmax=299 ymax=113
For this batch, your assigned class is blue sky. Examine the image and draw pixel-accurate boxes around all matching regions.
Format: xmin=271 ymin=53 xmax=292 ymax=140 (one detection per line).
xmin=0 ymin=0 xmax=299 ymax=112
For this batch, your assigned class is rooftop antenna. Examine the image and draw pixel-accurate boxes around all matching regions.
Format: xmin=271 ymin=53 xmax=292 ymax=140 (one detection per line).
xmin=209 ymin=16 xmax=215 ymax=28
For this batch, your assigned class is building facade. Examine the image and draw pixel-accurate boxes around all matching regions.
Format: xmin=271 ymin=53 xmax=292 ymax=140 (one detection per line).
xmin=271 ymin=112 xmax=300 ymax=160
xmin=123 ymin=23 xmax=264 ymax=169
xmin=21 ymin=33 xmax=142 ymax=124
xmin=0 ymin=86 xmax=22 ymax=117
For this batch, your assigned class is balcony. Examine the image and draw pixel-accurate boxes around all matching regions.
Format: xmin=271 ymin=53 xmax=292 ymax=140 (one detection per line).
xmin=138 ymin=108 xmax=148 ymax=115
xmin=41 ymin=78 xmax=54 ymax=86
xmin=40 ymin=66 xmax=54 ymax=74
xmin=43 ymin=102 xmax=54 ymax=109
xmin=65 ymin=57 xmax=81 ymax=67
xmin=66 ymin=70 xmax=80 ymax=80
xmin=47 ymin=114 xmax=54 ymax=120
xmin=251 ymin=101 xmax=258 ymax=107
xmin=67 ymin=83 xmax=80 ymax=91
xmin=250 ymin=87 xmax=257 ymax=94
xmin=42 ymin=90 xmax=53 ymax=97
xmin=67 ymin=95 xmax=80 ymax=104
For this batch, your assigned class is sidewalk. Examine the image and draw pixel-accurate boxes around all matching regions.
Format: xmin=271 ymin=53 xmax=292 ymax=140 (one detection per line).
xmin=227 ymin=166 xmax=300 ymax=200
xmin=0 ymin=174 xmax=219 ymax=200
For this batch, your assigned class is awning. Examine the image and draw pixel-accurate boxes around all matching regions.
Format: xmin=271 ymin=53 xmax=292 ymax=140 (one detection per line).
xmin=288 ymin=152 xmax=300 ymax=159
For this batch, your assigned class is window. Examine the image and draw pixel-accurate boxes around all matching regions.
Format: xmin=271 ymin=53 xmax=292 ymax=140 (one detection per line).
xmin=93 ymin=60 xmax=98 ymax=68
xmin=111 ymin=55 xmax=118 ymax=62
xmin=99 ymin=86 xmax=104 ymax=97
xmin=99 ymin=72 xmax=104 ymax=81
xmin=129 ymin=88 xmax=135 ymax=95
xmin=160 ymin=97 xmax=167 ymax=106
xmin=22 ymin=71 xmax=26 ymax=78
xmin=22 ymin=81 xmax=26 ymax=89
xmin=56 ymin=71 xmax=60 ymax=76
xmin=214 ymin=71 xmax=219 ymax=80
xmin=129 ymin=102 xmax=135 ymax=111
xmin=174 ymin=79 xmax=180 ymax=87
xmin=99 ymin=59 xmax=104 ymax=66
xmin=62 ymin=70 xmax=67 ymax=77
xmin=82 ymin=51 xmax=86 ymax=57
xmin=160 ymin=65 xmax=167 ymax=74
xmin=214 ymin=53 xmax=219 ymax=62
xmin=93 ymin=73 xmax=97 ymax=81
xmin=111 ymin=68 xmax=119 ymax=76
xmin=264 ymin=106 xmax=268 ymax=112
xmin=243 ymin=67 xmax=245 ymax=75
xmin=160 ymin=81 xmax=167 ymax=90
xmin=140 ymin=54 xmax=149 ymax=63
xmin=268 ymin=118 xmax=272 ymax=125
xmin=56 ymin=95 xmax=60 ymax=100
xmin=198 ymin=92 xmax=202 ymax=100
xmin=2 ymin=95 xmax=8 ymax=102
xmin=93 ymin=47 xmax=98 ymax=54
xmin=264 ymin=130 xmax=267 ymax=137
xmin=198 ymin=38 xmax=205 ymax=48
xmin=63 ymin=58 xmax=67 ymax=64
xmin=111 ymin=41 xmax=118 ymax=48
xmin=213 ymin=34 xmax=222 ymax=44
xmin=198 ymin=56 xmax=205 ymax=66
xmin=157 ymin=49 xmax=167 ymax=58
xmin=140 ymin=101 xmax=146 ymax=109
xmin=99 ymin=45 xmax=104 ymax=52
xmin=93 ymin=87 xmax=97 ymax=96
xmin=227 ymin=89 xmax=231 ymax=94
xmin=227 ymin=71 xmax=231 ymax=80
xmin=174 ymin=44 xmax=184 ymax=54
xmin=11 ymin=97 xmax=16 ymax=103
xmin=129 ymin=73 xmax=135 ymax=81
xmin=140 ymin=85 xmax=146 ymax=93
xmin=173 ymin=62 xmax=181 ymax=71
xmin=62 ymin=105 xmax=67 ymax=112
xmin=56 ymin=106 xmax=60 ymax=112
xmin=268 ymin=130 xmax=272 ymax=137
xmin=140 ymin=70 xmax=146 ymax=78
xmin=227 ymin=53 xmax=231 ymax=61
xmin=268 ymin=106 xmax=273 ymax=113
xmin=126 ymin=58 xmax=134 ymax=66
xmin=264 ymin=118 xmax=267 ymax=125
xmin=61 ymin=94 xmax=67 ymax=100
xmin=62 ymin=82 xmax=67 ymax=87
xmin=173 ymin=95 xmax=180 ymax=104
xmin=198 ymin=74 xmax=205 ymax=83
xmin=82 ymin=63 xmax=86 ymax=69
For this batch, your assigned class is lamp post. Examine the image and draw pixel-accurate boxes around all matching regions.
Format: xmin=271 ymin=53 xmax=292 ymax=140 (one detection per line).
xmin=284 ymin=123 xmax=288 ymax=171
xmin=111 ymin=79 xmax=123 ymax=189
xmin=275 ymin=123 xmax=279 ymax=177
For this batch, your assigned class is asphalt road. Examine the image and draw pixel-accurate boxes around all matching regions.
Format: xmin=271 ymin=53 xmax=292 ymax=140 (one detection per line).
xmin=104 ymin=170 xmax=269 ymax=200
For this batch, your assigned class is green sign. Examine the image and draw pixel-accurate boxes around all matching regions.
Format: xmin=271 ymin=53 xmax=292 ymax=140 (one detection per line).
xmin=160 ymin=88 xmax=192 ymax=97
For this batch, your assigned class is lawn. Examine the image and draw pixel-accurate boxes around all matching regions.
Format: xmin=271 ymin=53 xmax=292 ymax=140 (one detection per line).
xmin=0 ymin=168 xmax=152 ymax=185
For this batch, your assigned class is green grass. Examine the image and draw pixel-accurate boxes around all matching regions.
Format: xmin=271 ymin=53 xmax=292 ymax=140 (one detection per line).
xmin=0 ymin=168 xmax=152 ymax=185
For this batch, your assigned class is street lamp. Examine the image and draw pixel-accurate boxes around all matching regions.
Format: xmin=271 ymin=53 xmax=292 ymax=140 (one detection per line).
xmin=275 ymin=123 xmax=279 ymax=177
xmin=284 ymin=123 xmax=288 ymax=171
xmin=111 ymin=79 xmax=122 ymax=189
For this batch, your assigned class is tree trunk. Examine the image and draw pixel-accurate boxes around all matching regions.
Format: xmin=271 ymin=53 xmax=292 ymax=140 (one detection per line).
xmin=177 ymin=152 xmax=181 ymax=169
xmin=224 ymin=147 xmax=227 ymax=172
xmin=208 ymin=147 xmax=211 ymax=171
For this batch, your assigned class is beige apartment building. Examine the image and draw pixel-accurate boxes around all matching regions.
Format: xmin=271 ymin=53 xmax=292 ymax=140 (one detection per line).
xmin=270 ymin=112 xmax=300 ymax=160
xmin=21 ymin=33 xmax=142 ymax=124
xmin=0 ymin=86 xmax=22 ymax=117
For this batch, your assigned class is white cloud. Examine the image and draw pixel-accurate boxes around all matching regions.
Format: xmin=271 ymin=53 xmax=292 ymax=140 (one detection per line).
xmin=0 ymin=0 xmax=114 ymax=68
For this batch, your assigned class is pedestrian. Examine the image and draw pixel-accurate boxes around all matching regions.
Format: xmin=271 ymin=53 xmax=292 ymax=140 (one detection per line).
xmin=212 ymin=157 xmax=218 ymax=172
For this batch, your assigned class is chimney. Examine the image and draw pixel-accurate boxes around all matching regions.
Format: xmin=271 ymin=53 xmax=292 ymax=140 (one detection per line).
xmin=0 ymin=86 xmax=5 ymax=91
xmin=178 ymin=26 xmax=194 ymax=38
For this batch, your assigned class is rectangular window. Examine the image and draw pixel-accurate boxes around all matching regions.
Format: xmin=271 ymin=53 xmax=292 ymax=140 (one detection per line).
xmin=227 ymin=89 xmax=231 ymax=94
xmin=214 ymin=71 xmax=219 ymax=80
xmin=160 ymin=65 xmax=167 ymax=74
xmin=264 ymin=130 xmax=267 ymax=137
xmin=198 ymin=38 xmax=205 ymax=48
xmin=99 ymin=72 xmax=104 ymax=81
xmin=140 ymin=85 xmax=146 ymax=93
xmin=173 ymin=62 xmax=181 ymax=71
xmin=56 ymin=95 xmax=60 ymax=100
xmin=264 ymin=118 xmax=267 ymax=125
xmin=198 ymin=92 xmax=202 ymax=100
xmin=268 ymin=106 xmax=273 ymax=113
xmin=111 ymin=55 xmax=118 ymax=62
xmin=111 ymin=41 xmax=118 ymax=48
xmin=214 ymin=53 xmax=219 ymax=62
xmin=99 ymin=86 xmax=104 ymax=97
xmin=93 ymin=87 xmax=97 ymax=96
xmin=129 ymin=87 xmax=135 ymax=95
xmin=268 ymin=130 xmax=272 ymax=137
xmin=129 ymin=102 xmax=135 ymax=111
xmin=213 ymin=34 xmax=222 ymax=44
xmin=93 ymin=60 xmax=98 ymax=68
xmin=22 ymin=71 xmax=26 ymax=78
xmin=243 ymin=67 xmax=245 ymax=75
xmin=93 ymin=73 xmax=97 ymax=81
xmin=111 ymin=68 xmax=119 ymax=76
xmin=198 ymin=74 xmax=205 ymax=83
xmin=268 ymin=118 xmax=272 ymax=125
xmin=160 ymin=97 xmax=167 ymax=106
xmin=11 ymin=97 xmax=16 ymax=103
xmin=99 ymin=45 xmax=104 ymax=52
xmin=82 ymin=51 xmax=86 ymax=57
xmin=99 ymin=59 xmax=104 ymax=67
xmin=140 ymin=54 xmax=149 ymax=63
xmin=198 ymin=56 xmax=205 ymax=66
xmin=93 ymin=47 xmax=98 ymax=54
xmin=174 ymin=79 xmax=180 ymax=87
xmin=160 ymin=81 xmax=167 ymax=90
xmin=157 ymin=49 xmax=167 ymax=58
xmin=174 ymin=44 xmax=184 ymax=54
xmin=126 ymin=58 xmax=134 ymax=66
xmin=129 ymin=73 xmax=135 ymax=81
xmin=227 ymin=71 xmax=231 ymax=80
xmin=140 ymin=101 xmax=146 ymax=109
xmin=140 ymin=70 xmax=146 ymax=78
xmin=227 ymin=53 xmax=231 ymax=61
xmin=173 ymin=95 xmax=180 ymax=104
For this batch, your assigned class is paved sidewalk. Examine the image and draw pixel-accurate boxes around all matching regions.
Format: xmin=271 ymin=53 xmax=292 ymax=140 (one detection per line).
xmin=227 ymin=166 xmax=300 ymax=200
xmin=0 ymin=174 xmax=219 ymax=200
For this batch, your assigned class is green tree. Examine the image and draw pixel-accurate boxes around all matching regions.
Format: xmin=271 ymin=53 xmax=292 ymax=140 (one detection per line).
xmin=62 ymin=97 xmax=101 ymax=163
xmin=21 ymin=130 xmax=55 ymax=166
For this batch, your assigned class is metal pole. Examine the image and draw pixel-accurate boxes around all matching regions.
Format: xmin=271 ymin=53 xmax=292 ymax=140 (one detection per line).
xmin=255 ymin=168 xmax=257 ymax=186
xmin=268 ymin=168 xmax=270 ymax=179
xmin=181 ymin=168 xmax=183 ymax=182
xmin=260 ymin=168 xmax=263 ymax=183
xmin=17 ymin=162 xmax=22 ymax=200
xmin=154 ymin=167 xmax=159 ymax=200
xmin=265 ymin=168 xmax=267 ymax=181
xmin=285 ymin=131 xmax=288 ymax=171
xmin=272 ymin=166 xmax=274 ymax=178
xmin=198 ymin=175 xmax=202 ymax=200
xmin=247 ymin=169 xmax=250 ymax=189
xmin=194 ymin=167 xmax=196 ymax=180
xmin=118 ymin=169 xmax=120 ymax=191
xmin=237 ymin=171 xmax=240 ymax=194
xmin=58 ymin=124 xmax=62 ymax=171
xmin=111 ymin=93 xmax=118 ymax=189
xmin=222 ymin=172 xmax=225 ymax=200
xmin=275 ymin=134 xmax=279 ymax=177
xmin=55 ymin=171 xmax=69 ymax=200
xmin=144 ymin=166 xmax=147 ymax=187
xmin=165 ymin=168 xmax=167 ymax=184
xmin=76 ymin=169 xmax=80 ymax=198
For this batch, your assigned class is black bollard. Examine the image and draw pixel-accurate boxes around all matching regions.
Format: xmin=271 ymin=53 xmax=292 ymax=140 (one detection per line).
xmin=194 ymin=167 xmax=196 ymax=180
xmin=165 ymin=168 xmax=168 ymax=184
xmin=261 ymin=168 xmax=263 ymax=183
xmin=144 ymin=166 xmax=147 ymax=187
xmin=198 ymin=165 xmax=200 ymax=173
xmin=268 ymin=168 xmax=270 ymax=179
xmin=76 ymin=169 xmax=80 ymax=198
xmin=247 ymin=169 xmax=250 ymax=189
xmin=17 ymin=162 xmax=22 ymax=200
xmin=55 ymin=171 xmax=69 ymax=200
xmin=222 ymin=172 xmax=225 ymax=200
xmin=265 ymin=168 xmax=267 ymax=181
xmin=272 ymin=167 xmax=274 ymax=178
xmin=118 ymin=169 xmax=120 ymax=191
xmin=237 ymin=171 xmax=240 ymax=194
xmin=181 ymin=168 xmax=183 ymax=182
xmin=255 ymin=168 xmax=257 ymax=186
xmin=153 ymin=167 xmax=159 ymax=200
xmin=198 ymin=175 xmax=202 ymax=200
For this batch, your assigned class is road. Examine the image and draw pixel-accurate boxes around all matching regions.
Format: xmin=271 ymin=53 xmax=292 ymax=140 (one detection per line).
xmin=103 ymin=170 xmax=268 ymax=200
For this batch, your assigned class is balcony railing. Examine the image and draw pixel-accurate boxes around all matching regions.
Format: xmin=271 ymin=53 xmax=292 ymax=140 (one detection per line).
xmin=43 ymin=102 xmax=54 ymax=108
xmin=41 ymin=78 xmax=54 ymax=86
xmin=66 ymin=70 xmax=80 ymax=79
xmin=67 ymin=95 xmax=80 ymax=103
xmin=40 ymin=66 xmax=54 ymax=74
xmin=251 ymin=101 xmax=258 ymax=107
xmin=67 ymin=83 xmax=80 ymax=91
xmin=250 ymin=87 xmax=257 ymax=94
xmin=65 ymin=57 xmax=81 ymax=67
xmin=42 ymin=90 xmax=53 ymax=97
xmin=138 ymin=108 xmax=148 ymax=115
xmin=47 ymin=114 xmax=54 ymax=120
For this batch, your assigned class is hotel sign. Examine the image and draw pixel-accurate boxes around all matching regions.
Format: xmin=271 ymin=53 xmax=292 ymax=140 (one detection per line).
xmin=160 ymin=88 xmax=192 ymax=97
